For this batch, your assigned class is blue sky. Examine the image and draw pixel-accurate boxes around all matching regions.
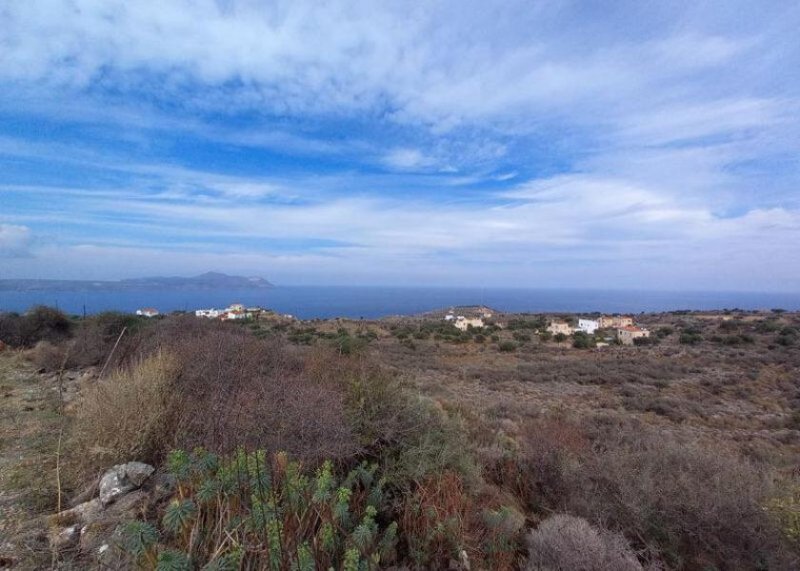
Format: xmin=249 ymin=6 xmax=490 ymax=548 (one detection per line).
xmin=1 ymin=1 xmax=799 ymax=290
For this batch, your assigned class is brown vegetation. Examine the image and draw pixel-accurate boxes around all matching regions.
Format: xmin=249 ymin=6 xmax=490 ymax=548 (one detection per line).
xmin=2 ymin=308 xmax=799 ymax=569
xmin=526 ymin=514 xmax=642 ymax=571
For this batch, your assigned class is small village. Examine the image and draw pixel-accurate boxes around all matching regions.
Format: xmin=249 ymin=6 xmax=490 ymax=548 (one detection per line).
xmin=442 ymin=306 xmax=650 ymax=346
xmin=134 ymin=302 xmax=651 ymax=348
xmin=136 ymin=303 xmax=293 ymax=322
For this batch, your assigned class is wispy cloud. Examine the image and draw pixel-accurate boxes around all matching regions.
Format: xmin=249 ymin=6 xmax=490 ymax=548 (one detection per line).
xmin=0 ymin=1 xmax=799 ymax=289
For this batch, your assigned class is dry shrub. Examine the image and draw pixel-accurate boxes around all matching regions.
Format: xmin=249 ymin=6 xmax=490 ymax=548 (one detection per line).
xmin=526 ymin=514 xmax=642 ymax=571
xmin=71 ymin=351 xmax=179 ymax=477
xmin=401 ymin=471 xmax=470 ymax=568
xmin=69 ymin=320 xmax=475 ymax=487
xmin=500 ymin=417 xmax=588 ymax=513
xmin=512 ymin=417 xmax=798 ymax=570
xmin=584 ymin=434 xmax=791 ymax=570
xmin=26 ymin=340 xmax=67 ymax=371
xmin=65 ymin=312 xmax=140 ymax=368
xmin=400 ymin=472 xmax=525 ymax=570
xmin=164 ymin=328 xmax=357 ymax=463
xmin=0 ymin=306 xmax=72 ymax=348
xmin=69 ymin=322 xmax=358 ymax=466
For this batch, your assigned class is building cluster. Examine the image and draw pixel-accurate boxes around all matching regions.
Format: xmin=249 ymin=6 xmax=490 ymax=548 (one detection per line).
xmin=443 ymin=306 xmax=494 ymax=332
xmin=546 ymin=315 xmax=650 ymax=345
xmin=195 ymin=303 xmax=263 ymax=321
xmin=135 ymin=308 xmax=159 ymax=318
xmin=134 ymin=304 xmax=294 ymax=322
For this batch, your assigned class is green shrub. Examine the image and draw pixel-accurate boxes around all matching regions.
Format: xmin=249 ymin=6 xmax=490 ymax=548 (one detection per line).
xmin=122 ymin=448 xmax=398 ymax=570
xmin=572 ymin=332 xmax=596 ymax=349
xmin=679 ymin=332 xmax=702 ymax=345
xmin=498 ymin=341 xmax=517 ymax=352
xmin=342 ymin=365 xmax=476 ymax=487
xmin=332 ymin=333 xmax=368 ymax=355
xmin=482 ymin=506 xmax=525 ymax=567
xmin=756 ymin=319 xmax=781 ymax=333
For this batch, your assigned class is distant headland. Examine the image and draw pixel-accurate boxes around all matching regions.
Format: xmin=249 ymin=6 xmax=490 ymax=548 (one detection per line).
xmin=0 ymin=272 xmax=274 ymax=292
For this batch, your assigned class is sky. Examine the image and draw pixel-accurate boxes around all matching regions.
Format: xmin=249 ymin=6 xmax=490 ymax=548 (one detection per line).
xmin=1 ymin=1 xmax=799 ymax=290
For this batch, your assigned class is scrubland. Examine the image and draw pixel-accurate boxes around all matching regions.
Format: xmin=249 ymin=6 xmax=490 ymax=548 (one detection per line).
xmin=1 ymin=306 xmax=799 ymax=570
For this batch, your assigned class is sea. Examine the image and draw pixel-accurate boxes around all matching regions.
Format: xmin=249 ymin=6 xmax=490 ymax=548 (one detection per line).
xmin=2 ymin=286 xmax=800 ymax=319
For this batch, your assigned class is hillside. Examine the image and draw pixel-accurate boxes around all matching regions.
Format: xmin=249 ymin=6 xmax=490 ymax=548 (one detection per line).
xmin=1 ymin=307 xmax=799 ymax=569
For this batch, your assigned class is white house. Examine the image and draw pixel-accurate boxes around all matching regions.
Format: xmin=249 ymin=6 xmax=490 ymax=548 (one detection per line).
xmin=577 ymin=319 xmax=599 ymax=334
xmin=195 ymin=308 xmax=222 ymax=318
xmin=454 ymin=317 xmax=484 ymax=331
xmin=136 ymin=308 xmax=159 ymax=318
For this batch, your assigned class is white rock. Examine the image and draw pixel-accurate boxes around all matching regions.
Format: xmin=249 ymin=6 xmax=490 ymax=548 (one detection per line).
xmin=99 ymin=462 xmax=154 ymax=506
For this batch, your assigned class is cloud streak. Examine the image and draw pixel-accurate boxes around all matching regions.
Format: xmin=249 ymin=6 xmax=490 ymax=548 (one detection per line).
xmin=0 ymin=1 xmax=799 ymax=289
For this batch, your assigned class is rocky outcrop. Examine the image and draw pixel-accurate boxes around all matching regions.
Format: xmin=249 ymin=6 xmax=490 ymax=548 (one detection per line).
xmin=99 ymin=462 xmax=155 ymax=506
xmin=50 ymin=461 xmax=155 ymax=560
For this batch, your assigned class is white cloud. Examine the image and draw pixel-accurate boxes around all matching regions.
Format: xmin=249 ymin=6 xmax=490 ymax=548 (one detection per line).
xmin=4 ymin=164 xmax=799 ymax=288
xmin=0 ymin=224 xmax=33 ymax=258
xmin=382 ymin=148 xmax=436 ymax=170
xmin=1 ymin=1 xmax=791 ymax=130
xmin=0 ymin=1 xmax=799 ymax=289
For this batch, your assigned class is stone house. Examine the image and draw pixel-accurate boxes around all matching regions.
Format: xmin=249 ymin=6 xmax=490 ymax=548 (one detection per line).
xmin=455 ymin=317 xmax=484 ymax=331
xmin=599 ymin=315 xmax=634 ymax=329
xmin=616 ymin=325 xmax=650 ymax=345
xmin=547 ymin=320 xmax=572 ymax=336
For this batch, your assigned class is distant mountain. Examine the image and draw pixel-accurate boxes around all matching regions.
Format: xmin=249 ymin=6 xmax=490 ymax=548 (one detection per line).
xmin=0 ymin=272 xmax=274 ymax=292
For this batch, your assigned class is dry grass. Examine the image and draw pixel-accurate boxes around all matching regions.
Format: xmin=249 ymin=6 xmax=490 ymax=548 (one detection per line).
xmin=69 ymin=351 xmax=179 ymax=481
xmin=0 ymin=352 xmax=62 ymax=568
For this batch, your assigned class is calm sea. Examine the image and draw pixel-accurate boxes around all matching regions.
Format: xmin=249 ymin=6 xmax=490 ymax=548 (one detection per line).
xmin=1 ymin=287 xmax=799 ymax=319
